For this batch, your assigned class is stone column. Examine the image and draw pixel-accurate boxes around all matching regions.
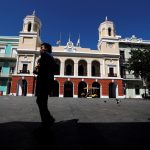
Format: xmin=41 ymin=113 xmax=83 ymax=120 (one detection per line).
xmin=60 ymin=61 xmax=64 ymax=76
xmin=102 ymin=59 xmax=106 ymax=77
xmin=117 ymin=60 xmax=120 ymax=77
xmin=87 ymin=62 xmax=91 ymax=77
xmin=74 ymin=61 xmax=78 ymax=77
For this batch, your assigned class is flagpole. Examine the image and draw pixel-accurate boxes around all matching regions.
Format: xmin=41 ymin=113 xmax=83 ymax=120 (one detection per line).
xmin=68 ymin=33 xmax=71 ymax=42
xmin=76 ymin=33 xmax=80 ymax=47
xmin=56 ymin=32 xmax=61 ymax=46
xmin=59 ymin=32 xmax=61 ymax=45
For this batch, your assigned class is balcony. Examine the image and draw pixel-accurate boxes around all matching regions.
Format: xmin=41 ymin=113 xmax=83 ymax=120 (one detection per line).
xmin=0 ymin=73 xmax=12 ymax=78
xmin=19 ymin=70 xmax=30 ymax=74
xmin=123 ymin=74 xmax=141 ymax=80
xmin=108 ymin=73 xmax=117 ymax=77
xmin=0 ymin=54 xmax=17 ymax=61
xmin=0 ymin=53 xmax=17 ymax=58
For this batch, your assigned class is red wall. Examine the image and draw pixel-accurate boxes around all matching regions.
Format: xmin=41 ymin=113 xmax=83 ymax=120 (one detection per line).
xmin=11 ymin=76 xmax=35 ymax=94
xmin=11 ymin=76 xmax=123 ymax=96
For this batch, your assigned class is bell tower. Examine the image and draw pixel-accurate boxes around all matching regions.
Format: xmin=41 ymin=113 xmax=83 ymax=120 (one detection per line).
xmin=97 ymin=17 xmax=119 ymax=54
xmin=16 ymin=11 xmax=42 ymax=76
xmin=11 ymin=12 xmax=43 ymax=96
xmin=18 ymin=11 xmax=42 ymax=50
xmin=99 ymin=16 xmax=116 ymax=38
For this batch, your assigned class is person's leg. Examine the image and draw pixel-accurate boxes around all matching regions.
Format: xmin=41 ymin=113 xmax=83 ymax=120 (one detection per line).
xmin=36 ymin=94 xmax=55 ymax=128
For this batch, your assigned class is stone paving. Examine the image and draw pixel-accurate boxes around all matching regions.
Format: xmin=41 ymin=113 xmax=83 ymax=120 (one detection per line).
xmin=0 ymin=96 xmax=150 ymax=150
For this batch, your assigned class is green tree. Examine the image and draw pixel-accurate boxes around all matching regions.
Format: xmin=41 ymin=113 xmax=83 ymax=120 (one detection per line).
xmin=127 ymin=48 xmax=150 ymax=84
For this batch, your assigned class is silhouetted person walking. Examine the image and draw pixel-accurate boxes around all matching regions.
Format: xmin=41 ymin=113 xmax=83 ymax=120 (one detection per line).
xmin=34 ymin=43 xmax=56 ymax=129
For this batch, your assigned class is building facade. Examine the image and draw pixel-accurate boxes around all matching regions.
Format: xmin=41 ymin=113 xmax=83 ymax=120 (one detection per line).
xmin=119 ymin=36 xmax=150 ymax=98
xmin=0 ymin=13 xmax=149 ymax=98
xmin=0 ymin=36 xmax=18 ymax=95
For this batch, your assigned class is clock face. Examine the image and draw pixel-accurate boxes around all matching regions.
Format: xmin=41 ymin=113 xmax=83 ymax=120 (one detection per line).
xmin=108 ymin=43 xmax=113 ymax=48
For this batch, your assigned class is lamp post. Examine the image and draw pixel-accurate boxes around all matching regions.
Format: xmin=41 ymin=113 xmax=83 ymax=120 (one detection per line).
xmin=124 ymin=83 xmax=127 ymax=99
xmin=143 ymin=78 xmax=147 ymax=99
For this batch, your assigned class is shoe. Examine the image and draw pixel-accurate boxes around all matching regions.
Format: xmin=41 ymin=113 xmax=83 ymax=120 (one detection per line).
xmin=41 ymin=117 xmax=55 ymax=128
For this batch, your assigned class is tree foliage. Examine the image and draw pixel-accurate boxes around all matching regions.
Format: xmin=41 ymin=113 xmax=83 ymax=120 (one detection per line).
xmin=126 ymin=48 xmax=150 ymax=80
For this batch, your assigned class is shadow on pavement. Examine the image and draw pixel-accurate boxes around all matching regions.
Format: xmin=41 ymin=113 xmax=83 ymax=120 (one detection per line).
xmin=0 ymin=120 xmax=150 ymax=150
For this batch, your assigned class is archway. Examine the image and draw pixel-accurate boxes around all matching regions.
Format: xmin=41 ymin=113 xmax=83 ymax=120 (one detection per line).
xmin=54 ymin=59 xmax=60 ymax=75
xmin=92 ymin=82 xmax=100 ymax=98
xmin=78 ymin=60 xmax=87 ymax=76
xmin=65 ymin=59 xmax=74 ymax=76
xmin=16 ymin=79 xmax=27 ymax=96
xmin=6 ymin=81 xmax=11 ymax=95
xmin=27 ymin=22 xmax=32 ymax=32
xmin=64 ymin=81 xmax=73 ymax=97
xmin=50 ymin=80 xmax=59 ymax=97
xmin=22 ymin=79 xmax=27 ymax=96
xmin=109 ymin=82 xmax=117 ymax=98
xmin=92 ymin=61 xmax=100 ymax=77
xmin=78 ymin=81 xmax=87 ymax=97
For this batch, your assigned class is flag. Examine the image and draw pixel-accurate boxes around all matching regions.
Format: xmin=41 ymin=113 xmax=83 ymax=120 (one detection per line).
xmin=56 ymin=32 xmax=61 ymax=46
xmin=76 ymin=35 xmax=80 ymax=47
xmin=56 ymin=40 xmax=61 ymax=45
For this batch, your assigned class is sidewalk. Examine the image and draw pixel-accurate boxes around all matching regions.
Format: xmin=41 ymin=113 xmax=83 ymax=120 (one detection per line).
xmin=0 ymin=96 xmax=150 ymax=150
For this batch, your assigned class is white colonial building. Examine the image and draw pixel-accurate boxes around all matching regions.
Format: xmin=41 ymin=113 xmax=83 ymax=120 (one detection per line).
xmin=0 ymin=12 xmax=149 ymax=98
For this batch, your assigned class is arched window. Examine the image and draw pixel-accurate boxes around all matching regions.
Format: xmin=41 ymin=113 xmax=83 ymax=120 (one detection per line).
xmin=54 ymin=59 xmax=60 ymax=75
xmin=78 ymin=60 xmax=87 ymax=76
xmin=65 ymin=59 xmax=74 ymax=76
xmin=91 ymin=61 xmax=100 ymax=77
xmin=78 ymin=65 xmax=84 ymax=76
xmin=66 ymin=64 xmax=72 ymax=75
xmin=27 ymin=22 xmax=32 ymax=32
xmin=108 ymin=28 xmax=111 ymax=36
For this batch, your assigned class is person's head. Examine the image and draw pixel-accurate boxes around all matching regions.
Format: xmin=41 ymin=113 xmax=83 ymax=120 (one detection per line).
xmin=40 ymin=43 xmax=52 ymax=53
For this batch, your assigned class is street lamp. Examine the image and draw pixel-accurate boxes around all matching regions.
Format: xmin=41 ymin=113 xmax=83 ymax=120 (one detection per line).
xmin=143 ymin=78 xmax=147 ymax=99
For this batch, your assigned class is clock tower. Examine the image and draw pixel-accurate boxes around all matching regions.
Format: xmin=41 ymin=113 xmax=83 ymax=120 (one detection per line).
xmin=97 ymin=17 xmax=119 ymax=54
xmin=11 ymin=12 xmax=42 ymax=96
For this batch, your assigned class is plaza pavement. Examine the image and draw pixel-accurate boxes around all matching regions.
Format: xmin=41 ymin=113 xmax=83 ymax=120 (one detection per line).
xmin=0 ymin=96 xmax=150 ymax=150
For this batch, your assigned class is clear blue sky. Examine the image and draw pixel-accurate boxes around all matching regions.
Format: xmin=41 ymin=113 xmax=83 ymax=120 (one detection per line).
xmin=0 ymin=0 xmax=150 ymax=49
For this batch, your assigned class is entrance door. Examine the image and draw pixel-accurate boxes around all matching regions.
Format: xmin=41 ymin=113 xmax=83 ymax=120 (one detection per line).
xmin=50 ymin=80 xmax=59 ymax=97
xmin=64 ymin=81 xmax=73 ymax=97
xmin=78 ymin=81 xmax=87 ymax=97
xmin=16 ymin=79 xmax=27 ymax=96
xmin=109 ymin=83 xmax=116 ymax=98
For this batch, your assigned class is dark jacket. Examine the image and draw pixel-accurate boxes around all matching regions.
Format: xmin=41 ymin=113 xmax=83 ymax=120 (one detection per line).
xmin=36 ymin=51 xmax=56 ymax=96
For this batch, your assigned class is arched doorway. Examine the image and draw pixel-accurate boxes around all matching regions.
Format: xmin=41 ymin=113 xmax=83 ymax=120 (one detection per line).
xmin=92 ymin=82 xmax=100 ymax=98
xmin=22 ymin=79 xmax=27 ymax=96
xmin=109 ymin=82 xmax=117 ymax=98
xmin=6 ymin=81 xmax=11 ymax=95
xmin=64 ymin=81 xmax=73 ymax=97
xmin=50 ymin=80 xmax=59 ymax=97
xmin=16 ymin=79 xmax=27 ymax=96
xmin=78 ymin=81 xmax=87 ymax=97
